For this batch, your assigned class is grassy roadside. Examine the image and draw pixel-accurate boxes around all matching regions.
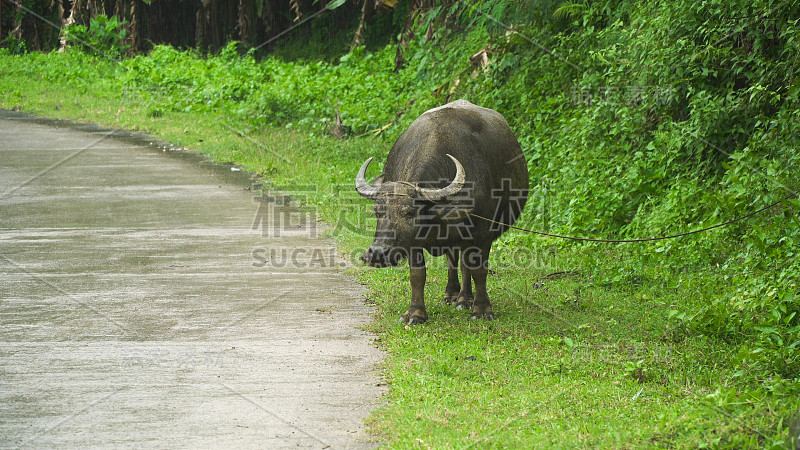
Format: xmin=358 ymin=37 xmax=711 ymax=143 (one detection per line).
xmin=2 ymin=52 xmax=799 ymax=448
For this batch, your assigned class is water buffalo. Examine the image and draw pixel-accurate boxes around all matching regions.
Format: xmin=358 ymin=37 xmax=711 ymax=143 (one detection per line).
xmin=355 ymin=99 xmax=528 ymax=324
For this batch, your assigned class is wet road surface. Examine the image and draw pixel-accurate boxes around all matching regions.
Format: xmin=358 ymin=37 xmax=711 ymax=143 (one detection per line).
xmin=0 ymin=110 xmax=383 ymax=448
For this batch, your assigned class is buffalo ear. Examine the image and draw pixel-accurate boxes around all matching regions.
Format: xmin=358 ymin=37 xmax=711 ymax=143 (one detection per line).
xmin=431 ymin=204 xmax=473 ymax=223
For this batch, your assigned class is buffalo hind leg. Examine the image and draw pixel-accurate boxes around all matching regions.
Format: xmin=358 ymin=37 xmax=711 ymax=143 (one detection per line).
xmin=466 ymin=246 xmax=493 ymax=320
xmin=455 ymin=250 xmax=474 ymax=310
xmin=401 ymin=248 xmax=428 ymax=325
xmin=442 ymin=249 xmax=460 ymax=305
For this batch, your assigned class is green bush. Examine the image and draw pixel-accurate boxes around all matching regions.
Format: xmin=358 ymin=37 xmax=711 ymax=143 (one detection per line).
xmin=0 ymin=35 xmax=27 ymax=55
xmin=62 ymin=14 xmax=129 ymax=58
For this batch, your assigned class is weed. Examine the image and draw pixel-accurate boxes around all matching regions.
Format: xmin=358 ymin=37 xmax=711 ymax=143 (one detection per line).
xmin=62 ymin=14 xmax=129 ymax=58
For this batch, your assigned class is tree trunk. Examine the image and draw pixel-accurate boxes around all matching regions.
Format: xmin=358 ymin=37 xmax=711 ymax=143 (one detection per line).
xmin=351 ymin=0 xmax=374 ymax=49
xmin=10 ymin=0 xmax=23 ymax=42
xmin=204 ymin=0 xmax=221 ymax=51
xmin=196 ymin=0 xmax=208 ymax=51
xmin=394 ymin=0 xmax=423 ymax=71
xmin=237 ymin=0 xmax=253 ymax=47
xmin=0 ymin=0 xmax=4 ymax=44
xmin=58 ymin=0 xmax=72 ymax=52
xmin=130 ymin=0 xmax=141 ymax=52
xmin=253 ymin=0 xmax=279 ymax=51
xmin=70 ymin=0 xmax=105 ymax=26
xmin=113 ymin=0 xmax=125 ymax=19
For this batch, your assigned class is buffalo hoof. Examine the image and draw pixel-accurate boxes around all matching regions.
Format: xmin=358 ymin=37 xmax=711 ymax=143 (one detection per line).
xmin=400 ymin=307 xmax=428 ymax=325
xmin=454 ymin=295 xmax=474 ymax=310
xmin=442 ymin=292 xmax=459 ymax=305
xmin=470 ymin=304 xmax=494 ymax=321
xmin=470 ymin=312 xmax=494 ymax=321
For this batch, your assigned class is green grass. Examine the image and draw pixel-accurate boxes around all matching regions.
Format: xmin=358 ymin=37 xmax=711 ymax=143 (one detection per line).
xmin=360 ymin=252 xmax=790 ymax=448
xmin=2 ymin=48 xmax=799 ymax=448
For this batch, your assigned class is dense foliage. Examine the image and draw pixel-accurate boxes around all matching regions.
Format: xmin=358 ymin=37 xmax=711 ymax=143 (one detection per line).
xmin=2 ymin=0 xmax=799 ymax=445
xmin=62 ymin=14 xmax=130 ymax=58
xmin=465 ymin=0 xmax=800 ymax=382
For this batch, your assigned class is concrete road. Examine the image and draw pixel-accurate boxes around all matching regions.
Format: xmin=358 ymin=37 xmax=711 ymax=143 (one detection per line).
xmin=0 ymin=111 xmax=384 ymax=448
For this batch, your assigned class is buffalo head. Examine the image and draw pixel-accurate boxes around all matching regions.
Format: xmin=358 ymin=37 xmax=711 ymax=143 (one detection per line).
xmin=355 ymin=154 xmax=465 ymax=267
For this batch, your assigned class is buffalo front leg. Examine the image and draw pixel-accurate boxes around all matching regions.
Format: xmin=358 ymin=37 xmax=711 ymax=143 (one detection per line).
xmin=454 ymin=250 xmax=474 ymax=310
xmin=402 ymin=248 xmax=428 ymax=325
xmin=465 ymin=246 xmax=493 ymax=320
xmin=442 ymin=249 xmax=460 ymax=305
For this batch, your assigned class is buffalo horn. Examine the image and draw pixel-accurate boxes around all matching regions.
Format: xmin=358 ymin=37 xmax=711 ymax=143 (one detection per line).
xmin=417 ymin=154 xmax=466 ymax=201
xmin=355 ymin=157 xmax=381 ymax=199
